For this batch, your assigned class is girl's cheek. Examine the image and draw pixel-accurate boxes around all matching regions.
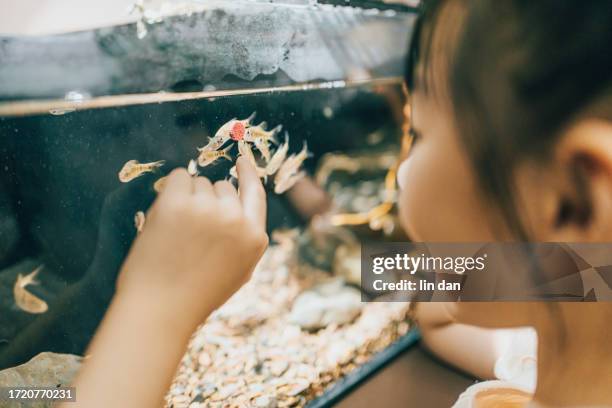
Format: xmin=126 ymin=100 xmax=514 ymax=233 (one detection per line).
xmin=397 ymin=156 xmax=411 ymax=191
xmin=397 ymin=154 xmax=426 ymax=241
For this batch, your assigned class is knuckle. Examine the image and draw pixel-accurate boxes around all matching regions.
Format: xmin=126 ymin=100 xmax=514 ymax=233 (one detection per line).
xmin=215 ymin=180 xmax=232 ymax=188
xmin=196 ymin=200 xmax=218 ymax=217
xmin=169 ymin=167 xmax=189 ymax=179
xmin=195 ymin=177 xmax=212 ymax=188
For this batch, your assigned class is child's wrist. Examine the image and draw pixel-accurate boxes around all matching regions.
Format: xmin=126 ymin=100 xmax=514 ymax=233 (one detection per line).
xmin=112 ymin=287 xmax=211 ymax=337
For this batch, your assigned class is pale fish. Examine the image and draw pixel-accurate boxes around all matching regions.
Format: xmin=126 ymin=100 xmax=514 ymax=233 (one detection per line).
xmin=244 ymin=123 xmax=282 ymax=145
xmin=274 ymin=141 xmax=310 ymax=194
xmin=197 ymin=144 xmax=232 ymax=167
xmin=254 ymin=137 xmax=272 ymax=162
xmin=275 ymin=141 xmax=309 ymax=180
xmin=134 ymin=211 xmax=146 ymax=233
xmin=266 ymin=133 xmax=290 ymax=176
xmin=118 ymin=160 xmax=165 ymax=183
xmin=245 ymin=123 xmax=282 ymax=160
xmin=13 ymin=266 xmax=48 ymax=314
xmin=274 ymin=170 xmax=306 ymax=194
xmin=187 ymin=159 xmax=199 ymax=176
xmin=198 ymin=136 xmax=225 ymax=153
xmin=199 ymin=112 xmax=257 ymax=151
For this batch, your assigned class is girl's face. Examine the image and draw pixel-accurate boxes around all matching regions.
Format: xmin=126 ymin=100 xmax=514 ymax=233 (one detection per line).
xmin=397 ymin=91 xmax=506 ymax=243
xmin=396 ymin=90 xmax=535 ymax=328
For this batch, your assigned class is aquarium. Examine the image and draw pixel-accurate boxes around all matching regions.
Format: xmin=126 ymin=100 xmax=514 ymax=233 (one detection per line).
xmin=0 ymin=1 xmax=418 ymax=406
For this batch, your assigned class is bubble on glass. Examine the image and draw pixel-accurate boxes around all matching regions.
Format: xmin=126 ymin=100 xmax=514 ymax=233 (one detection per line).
xmin=64 ymin=91 xmax=91 ymax=102
xmin=136 ymin=20 xmax=148 ymax=39
xmin=323 ymin=106 xmax=334 ymax=119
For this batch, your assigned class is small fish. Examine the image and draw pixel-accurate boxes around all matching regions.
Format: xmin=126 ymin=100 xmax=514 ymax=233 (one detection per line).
xmin=244 ymin=123 xmax=282 ymax=145
xmin=199 ymin=112 xmax=257 ymax=151
xmin=254 ymin=137 xmax=272 ymax=162
xmin=154 ymin=176 xmax=167 ymax=193
xmin=118 ymin=160 xmax=165 ymax=183
xmin=274 ymin=170 xmax=306 ymax=194
xmin=13 ymin=266 xmax=48 ymax=314
xmin=274 ymin=141 xmax=310 ymax=194
xmin=134 ymin=211 xmax=146 ymax=233
xmin=197 ymin=144 xmax=232 ymax=167
xmin=266 ymin=133 xmax=290 ymax=176
xmin=198 ymin=135 xmax=228 ymax=152
xmin=276 ymin=141 xmax=309 ymax=178
xmin=187 ymin=159 xmax=199 ymax=176
xmin=242 ymin=122 xmax=281 ymax=161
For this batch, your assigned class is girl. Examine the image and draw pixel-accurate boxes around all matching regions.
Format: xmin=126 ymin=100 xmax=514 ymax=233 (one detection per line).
xmin=401 ymin=0 xmax=612 ymax=406
xmin=67 ymin=1 xmax=612 ymax=406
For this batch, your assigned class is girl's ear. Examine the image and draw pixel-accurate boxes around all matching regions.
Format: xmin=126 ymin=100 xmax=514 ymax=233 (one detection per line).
xmin=548 ymin=119 xmax=612 ymax=242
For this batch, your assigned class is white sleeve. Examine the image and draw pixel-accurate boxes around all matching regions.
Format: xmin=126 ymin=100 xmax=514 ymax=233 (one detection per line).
xmin=492 ymin=327 xmax=538 ymax=392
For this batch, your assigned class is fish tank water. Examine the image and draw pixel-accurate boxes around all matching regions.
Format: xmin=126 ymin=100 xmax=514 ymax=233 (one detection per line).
xmin=0 ymin=1 xmax=418 ymax=406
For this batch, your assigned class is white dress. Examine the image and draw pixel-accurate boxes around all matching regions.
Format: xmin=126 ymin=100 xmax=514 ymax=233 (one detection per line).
xmin=452 ymin=327 xmax=537 ymax=408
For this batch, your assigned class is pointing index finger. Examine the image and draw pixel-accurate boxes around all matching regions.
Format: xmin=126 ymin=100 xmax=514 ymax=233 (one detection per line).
xmin=236 ymin=156 xmax=266 ymax=228
xmin=162 ymin=168 xmax=192 ymax=197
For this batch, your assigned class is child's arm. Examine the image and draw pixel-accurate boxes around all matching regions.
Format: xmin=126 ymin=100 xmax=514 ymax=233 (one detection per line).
xmin=63 ymin=157 xmax=268 ymax=408
xmin=417 ymin=303 xmax=501 ymax=379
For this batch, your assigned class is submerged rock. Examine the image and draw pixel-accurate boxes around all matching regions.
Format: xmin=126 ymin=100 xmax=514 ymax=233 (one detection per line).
xmin=333 ymin=244 xmax=361 ymax=285
xmin=0 ymin=352 xmax=82 ymax=408
xmin=0 ymin=352 xmax=81 ymax=387
xmin=288 ymin=279 xmax=362 ymax=330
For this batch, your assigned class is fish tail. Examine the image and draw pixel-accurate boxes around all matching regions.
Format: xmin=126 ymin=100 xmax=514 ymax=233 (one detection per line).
xmin=302 ymin=141 xmax=313 ymax=158
xmin=269 ymin=125 xmax=283 ymax=144
xmin=197 ymin=151 xmax=207 ymax=167
xmin=221 ymin=144 xmax=233 ymax=161
xmin=20 ymin=266 xmax=43 ymax=287
xmin=246 ymin=111 xmax=257 ymax=124
xmin=145 ymin=160 xmax=166 ymax=171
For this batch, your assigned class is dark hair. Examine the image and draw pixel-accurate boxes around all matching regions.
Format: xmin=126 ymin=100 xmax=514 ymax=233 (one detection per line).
xmin=406 ymin=0 xmax=612 ymax=239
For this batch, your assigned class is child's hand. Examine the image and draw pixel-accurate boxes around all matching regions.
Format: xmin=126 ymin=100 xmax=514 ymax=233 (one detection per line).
xmin=116 ymin=157 xmax=268 ymax=327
